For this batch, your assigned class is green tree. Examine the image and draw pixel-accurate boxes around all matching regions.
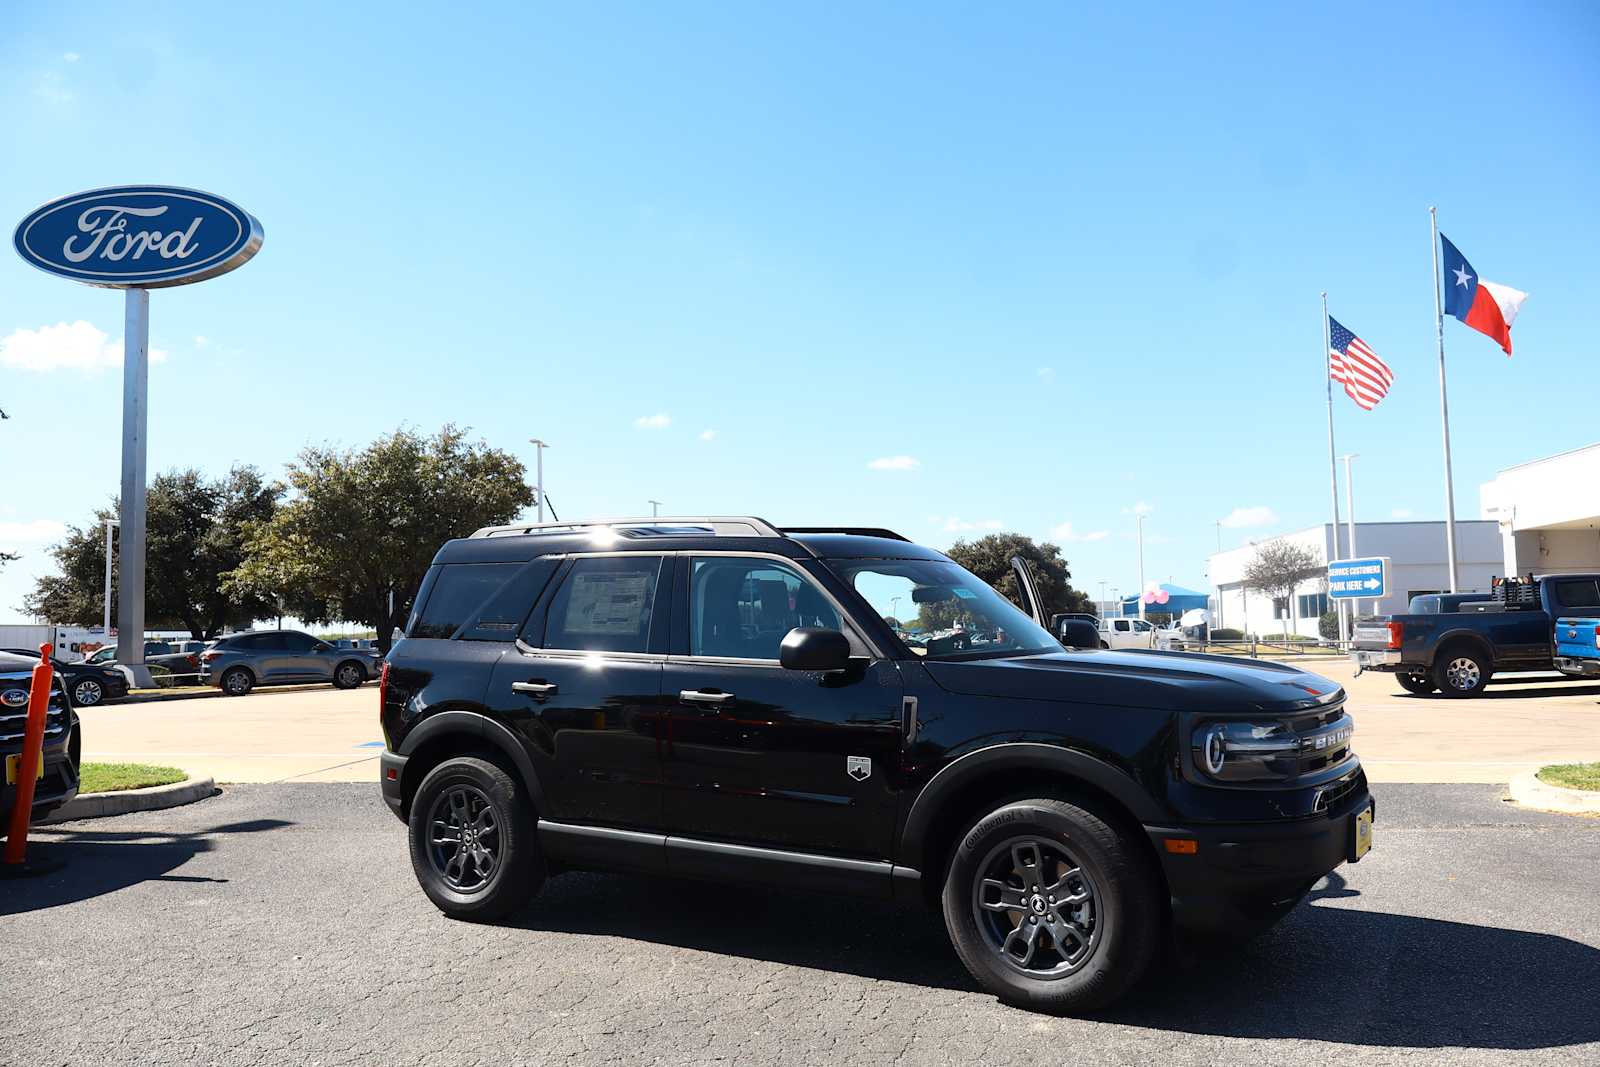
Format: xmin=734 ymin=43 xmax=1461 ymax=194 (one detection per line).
xmin=25 ymin=467 xmax=281 ymax=637
xmin=922 ymin=532 xmax=1092 ymax=630
xmin=1240 ymin=539 xmax=1323 ymax=638
xmin=226 ymin=425 xmax=534 ymax=654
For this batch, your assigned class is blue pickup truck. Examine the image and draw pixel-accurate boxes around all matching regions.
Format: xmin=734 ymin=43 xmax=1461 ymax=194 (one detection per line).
xmin=1555 ymin=616 xmax=1600 ymax=678
xmin=1351 ymin=574 xmax=1600 ymax=697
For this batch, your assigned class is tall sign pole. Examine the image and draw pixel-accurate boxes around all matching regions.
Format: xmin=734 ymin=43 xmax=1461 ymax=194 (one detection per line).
xmin=1321 ymin=292 xmax=1346 ymax=642
xmin=15 ymin=186 xmax=264 ymax=684
xmin=1430 ymin=207 xmax=1460 ymax=593
xmin=117 ymin=289 xmax=152 ymax=681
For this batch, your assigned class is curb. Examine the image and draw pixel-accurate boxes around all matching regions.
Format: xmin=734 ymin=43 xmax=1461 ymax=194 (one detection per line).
xmin=40 ymin=776 xmax=219 ymax=824
xmin=1508 ymin=771 xmax=1600 ymax=816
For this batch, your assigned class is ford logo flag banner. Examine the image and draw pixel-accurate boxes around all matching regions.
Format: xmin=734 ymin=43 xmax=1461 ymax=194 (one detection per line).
xmin=14 ymin=185 xmax=263 ymax=288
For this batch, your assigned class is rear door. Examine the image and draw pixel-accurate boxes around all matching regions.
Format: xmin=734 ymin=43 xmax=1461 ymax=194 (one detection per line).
xmin=485 ymin=553 xmax=669 ymax=832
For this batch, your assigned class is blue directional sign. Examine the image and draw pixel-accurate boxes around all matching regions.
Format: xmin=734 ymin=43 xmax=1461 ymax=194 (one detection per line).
xmin=1328 ymin=557 xmax=1389 ymax=600
xmin=14 ymin=185 xmax=263 ymax=289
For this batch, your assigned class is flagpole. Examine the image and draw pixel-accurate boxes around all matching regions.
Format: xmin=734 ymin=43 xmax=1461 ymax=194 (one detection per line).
xmin=1321 ymin=292 xmax=1348 ymax=643
xmin=1430 ymin=206 xmax=1460 ymax=592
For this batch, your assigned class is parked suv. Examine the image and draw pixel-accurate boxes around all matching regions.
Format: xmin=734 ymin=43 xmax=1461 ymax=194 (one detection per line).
xmin=1 ymin=651 xmax=81 ymax=825
xmin=200 ymin=629 xmax=377 ymax=696
xmin=380 ymin=517 xmax=1372 ymax=1013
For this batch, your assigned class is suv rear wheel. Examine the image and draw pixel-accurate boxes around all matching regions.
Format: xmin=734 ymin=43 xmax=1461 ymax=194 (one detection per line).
xmin=408 ymin=756 xmax=543 ymax=921
xmin=332 ymin=661 xmax=365 ymax=689
xmin=220 ymin=667 xmax=253 ymax=696
xmin=1433 ymin=648 xmax=1490 ymax=698
xmin=942 ymin=797 xmax=1160 ymax=1013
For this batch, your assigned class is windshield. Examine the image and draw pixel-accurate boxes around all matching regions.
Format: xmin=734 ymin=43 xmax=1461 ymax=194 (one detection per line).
xmin=825 ymin=557 xmax=1063 ymax=660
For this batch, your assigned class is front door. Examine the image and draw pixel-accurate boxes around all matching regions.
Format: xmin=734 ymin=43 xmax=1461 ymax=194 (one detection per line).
xmin=278 ymin=631 xmax=331 ymax=680
xmin=660 ymin=554 xmax=903 ymax=860
xmin=485 ymin=553 xmax=669 ymax=831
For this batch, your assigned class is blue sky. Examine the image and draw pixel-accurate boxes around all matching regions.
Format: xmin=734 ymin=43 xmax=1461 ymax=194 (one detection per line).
xmin=3 ymin=2 xmax=1598 ymax=618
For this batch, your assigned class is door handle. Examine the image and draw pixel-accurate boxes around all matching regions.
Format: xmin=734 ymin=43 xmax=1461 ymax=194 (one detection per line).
xmin=512 ymin=681 xmax=558 ymax=697
xmin=679 ymin=689 xmax=734 ymax=706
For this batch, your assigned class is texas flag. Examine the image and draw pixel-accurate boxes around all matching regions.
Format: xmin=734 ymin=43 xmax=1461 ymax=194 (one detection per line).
xmin=1441 ymin=234 xmax=1527 ymax=356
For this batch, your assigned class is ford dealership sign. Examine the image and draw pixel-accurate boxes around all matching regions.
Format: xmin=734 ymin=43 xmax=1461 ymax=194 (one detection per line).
xmin=14 ymin=185 xmax=263 ymax=288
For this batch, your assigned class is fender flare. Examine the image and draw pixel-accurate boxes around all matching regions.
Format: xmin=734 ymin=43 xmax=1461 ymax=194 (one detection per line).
xmin=1429 ymin=629 xmax=1496 ymax=670
xmin=899 ymin=742 xmax=1165 ymax=867
xmin=398 ymin=709 xmax=548 ymax=813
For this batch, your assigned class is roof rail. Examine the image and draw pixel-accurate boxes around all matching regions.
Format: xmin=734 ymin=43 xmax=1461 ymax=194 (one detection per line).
xmin=470 ymin=515 xmax=783 ymax=539
xmin=781 ymin=526 xmax=910 ymax=543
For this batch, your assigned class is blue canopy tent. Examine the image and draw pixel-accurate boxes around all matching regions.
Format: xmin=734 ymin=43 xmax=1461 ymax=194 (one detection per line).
xmin=1117 ymin=583 xmax=1209 ymax=620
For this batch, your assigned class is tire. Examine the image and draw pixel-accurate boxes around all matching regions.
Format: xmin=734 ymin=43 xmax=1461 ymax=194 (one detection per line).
xmin=941 ymin=797 xmax=1162 ymax=1014
xmin=1395 ymin=671 xmax=1435 ymax=695
xmin=1432 ymin=648 xmax=1490 ymax=698
xmin=1099 ymin=641 xmax=1110 ymax=650
xmin=408 ymin=755 xmax=543 ymax=922
xmin=220 ymin=667 xmax=254 ymax=697
xmin=72 ymin=678 xmax=104 ymax=707
xmin=332 ymin=660 xmax=365 ymax=689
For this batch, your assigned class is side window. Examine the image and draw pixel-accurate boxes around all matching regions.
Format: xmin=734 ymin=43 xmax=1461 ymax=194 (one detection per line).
xmin=1113 ymin=620 xmax=1131 ymax=632
xmin=462 ymin=558 xmax=559 ymax=641
xmin=690 ymin=557 xmax=841 ymax=661
xmin=281 ymin=632 xmax=319 ymax=652
xmin=412 ymin=563 xmax=523 ymax=639
xmin=1553 ymin=579 xmax=1600 ymax=612
xmin=252 ymin=633 xmax=289 ymax=651
xmin=544 ymin=556 xmax=662 ymax=654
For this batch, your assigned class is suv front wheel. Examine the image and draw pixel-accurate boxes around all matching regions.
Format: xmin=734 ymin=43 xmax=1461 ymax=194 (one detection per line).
xmin=408 ymin=756 xmax=543 ymax=921
xmin=942 ymin=797 xmax=1160 ymax=1013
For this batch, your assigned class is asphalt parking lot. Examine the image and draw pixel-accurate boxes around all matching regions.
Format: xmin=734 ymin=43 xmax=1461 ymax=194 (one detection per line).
xmin=4 ymin=783 xmax=1597 ymax=1066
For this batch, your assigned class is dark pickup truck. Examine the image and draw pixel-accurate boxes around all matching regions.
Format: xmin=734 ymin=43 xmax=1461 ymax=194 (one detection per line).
xmin=1350 ymin=574 xmax=1600 ymax=697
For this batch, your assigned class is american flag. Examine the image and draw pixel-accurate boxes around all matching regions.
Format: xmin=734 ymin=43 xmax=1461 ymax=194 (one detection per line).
xmin=1328 ymin=316 xmax=1393 ymax=411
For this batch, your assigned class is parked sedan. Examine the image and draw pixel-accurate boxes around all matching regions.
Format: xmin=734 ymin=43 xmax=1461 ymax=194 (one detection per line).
xmin=199 ymin=630 xmax=380 ymax=696
xmin=1 ymin=648 xmax=129 ymax=707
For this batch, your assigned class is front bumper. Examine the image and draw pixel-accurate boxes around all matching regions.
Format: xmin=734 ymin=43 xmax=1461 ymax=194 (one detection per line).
xmin=1554 ymin=657 xmax=1600 ymax=678
xmin=1 ymin=732 xmax=80 ymax=825
xmin=1147 ymin=774 xmax=1373 ymax=934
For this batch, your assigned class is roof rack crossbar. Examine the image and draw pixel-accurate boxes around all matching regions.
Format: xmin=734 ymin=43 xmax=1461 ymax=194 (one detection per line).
xmin=470 ymin=515 xmax=783 ymax=539
xmin=780 ymin=526 xmax=910 ymax=542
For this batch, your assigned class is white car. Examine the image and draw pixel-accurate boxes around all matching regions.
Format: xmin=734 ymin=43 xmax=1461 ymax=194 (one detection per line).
xmin=1097 ymin=617 xmax=1157 ymax=650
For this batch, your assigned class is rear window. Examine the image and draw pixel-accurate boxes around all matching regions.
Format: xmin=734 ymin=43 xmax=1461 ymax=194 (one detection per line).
xmin=411 ymin=563 xmax=524 ymax=639
xmin=1552 ymin=579 xmax=1600 ymax=613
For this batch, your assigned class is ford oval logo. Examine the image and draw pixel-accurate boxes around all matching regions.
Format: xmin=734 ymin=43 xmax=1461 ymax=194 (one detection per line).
xmin=1 ymin=688 xmax=27 ymax=708
xmin=14 ymin=185 xmax=263 ymax=289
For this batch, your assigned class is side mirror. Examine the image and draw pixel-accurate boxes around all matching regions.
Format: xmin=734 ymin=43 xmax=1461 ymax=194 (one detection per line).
xmin=779 ymin=627 xmax=851 ymax=672
xmin=1057 ymin=618 xmax=1100 ymax=650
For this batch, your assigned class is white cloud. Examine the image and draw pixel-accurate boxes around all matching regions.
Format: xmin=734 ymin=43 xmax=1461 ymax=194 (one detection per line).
xmin=194 ymin=335 xmax=209 ymax=348
xmin=867 ymin=455 xmax=920 ymax=472
xmin=699 ymin=429 xmax=716 ymax=441
xmin=63 ymin=52 xmax=80 ymax=62
xmin=1391 ymin=508 xmax=1413 ymax=519
xmin=0 ymin=519 xmax=66 ymax=545
xmin=1219 ymin=505 xmax=1279 ymax=529
xmin=938 ymin=516 xmax=1003 ymax=533
xmin=33 ymin=73 xmax=73 ymax=103
xmin=0 ymin=321 xmax=168 ymax=372
xmin=1037 ymin=367 xmax=1056 ymax=384
xmin=634 ymin=413 xmax=671 ymax=430
xmin=1050 ymin=521 xmax=1110 ymax=543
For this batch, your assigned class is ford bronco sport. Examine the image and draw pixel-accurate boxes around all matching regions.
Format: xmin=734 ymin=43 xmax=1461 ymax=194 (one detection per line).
xmin=380 ymin=517 xmax=1372 ymax=1013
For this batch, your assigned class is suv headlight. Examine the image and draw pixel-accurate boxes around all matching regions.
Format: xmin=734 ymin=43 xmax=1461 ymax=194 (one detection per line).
xmin=1190 ymin=719 xmax=1303 ymax=783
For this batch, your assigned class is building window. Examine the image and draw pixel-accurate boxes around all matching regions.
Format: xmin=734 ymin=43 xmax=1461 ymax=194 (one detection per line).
xmin=1298 ymin=593 xmax=1329 ymax=618
xmin=1273 ymin=597 xmax=1290 ymax=620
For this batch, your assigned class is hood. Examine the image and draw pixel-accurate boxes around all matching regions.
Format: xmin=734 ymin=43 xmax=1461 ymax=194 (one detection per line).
xmin=921 ymin=648 xmax=1344 ymax=714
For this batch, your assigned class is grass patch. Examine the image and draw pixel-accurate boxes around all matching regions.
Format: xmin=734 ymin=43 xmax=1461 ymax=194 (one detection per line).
xmin=79 ymin=762 xmax=187 ymax=793
xmin=1537 ymin=763 xmax=1600 ymax=792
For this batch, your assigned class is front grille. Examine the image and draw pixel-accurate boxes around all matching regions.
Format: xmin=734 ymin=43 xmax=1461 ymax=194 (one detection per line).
xmin=0 ymin=672 xmax=69 ymax=745
xmin=1284 ymin=703 xmax=1356 ymax=778
xmin=1314 ymin=767 xmax=1367 ymax=813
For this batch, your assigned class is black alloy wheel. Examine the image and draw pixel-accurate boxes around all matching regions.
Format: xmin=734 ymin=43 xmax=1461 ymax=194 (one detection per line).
xmin=971 ymin=836 xmax=1100 ymax=977
xmin=408 ymin=756 xmax=543 ymax=920
xmin=426 ymin=784 xmax=502 ymax=893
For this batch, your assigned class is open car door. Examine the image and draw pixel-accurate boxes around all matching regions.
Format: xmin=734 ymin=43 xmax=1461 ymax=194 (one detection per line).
xmin=1009 ymin=555 xmax=1046 ymax=627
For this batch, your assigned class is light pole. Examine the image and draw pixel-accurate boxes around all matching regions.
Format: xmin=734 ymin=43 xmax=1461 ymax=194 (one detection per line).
xmin=1098 ymin=580 xmax=1107 ymax=616
xmin=648 ymin=499 xmax=662 ymax=518
xmin=529 ymin=439 xmax=549 ymax=522
xmin=102 ymin=518 xmax=120 ymax=639
xmin=1136 ymin=512 xmax=1147 ymax=621
xmin=1341 ymin=453 xmax=1359 ymax=617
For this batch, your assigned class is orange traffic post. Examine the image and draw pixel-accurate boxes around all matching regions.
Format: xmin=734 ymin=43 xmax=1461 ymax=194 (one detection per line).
xmin=2 ymin=642 xmax=54 ymax=865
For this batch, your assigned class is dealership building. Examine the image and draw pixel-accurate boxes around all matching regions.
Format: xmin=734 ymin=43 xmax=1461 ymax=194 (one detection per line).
xmin=1480 ymin=442 xmax=1600 ymax=577
xmin=1208 ymin=520 xmax=1501 ymax=638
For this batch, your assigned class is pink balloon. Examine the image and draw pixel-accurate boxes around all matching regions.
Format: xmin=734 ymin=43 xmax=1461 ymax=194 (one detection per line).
xmin=1155 ymin=589 xmax=1170 ymax=605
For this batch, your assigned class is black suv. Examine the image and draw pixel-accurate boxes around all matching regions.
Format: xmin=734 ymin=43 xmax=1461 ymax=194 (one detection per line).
xmin=1 ymin=651 xmax=81 ymax=826
xmin=380 ymin=517 xmax=1372 ymax=1013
